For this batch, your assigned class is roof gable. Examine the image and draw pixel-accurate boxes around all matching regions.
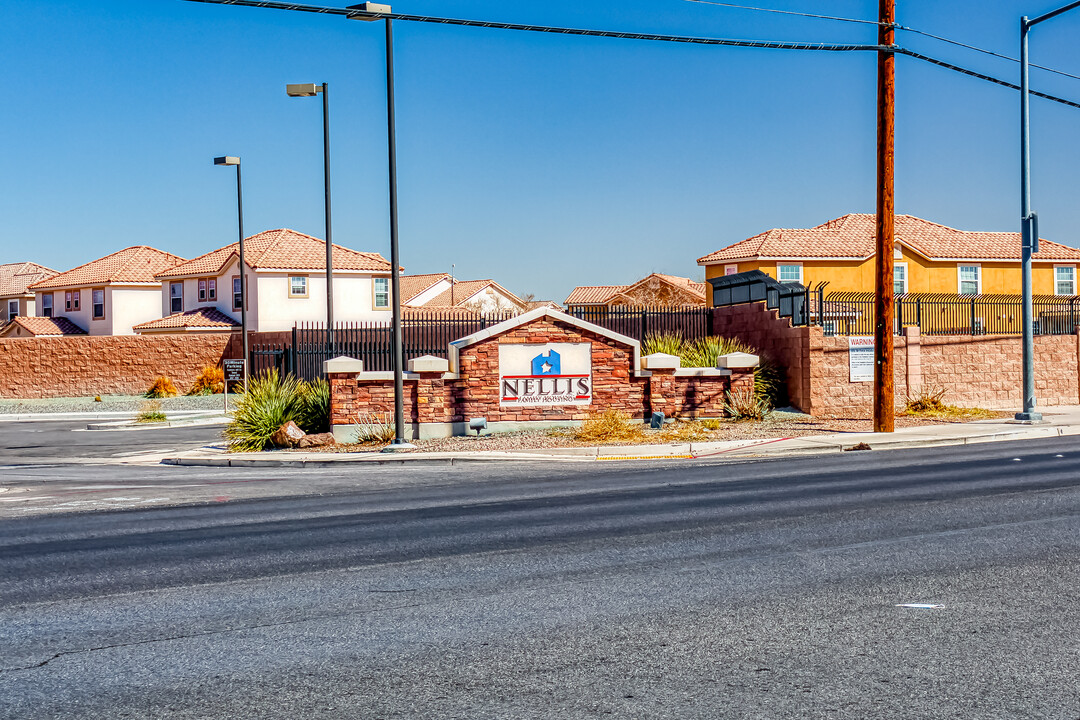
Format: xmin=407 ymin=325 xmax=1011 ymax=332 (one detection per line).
xmin=29 ymin=247 xmax=186 ymax=290
xmin=0 ymin=262 xmax=58 ymax=296
xmin=697 ymin=214 xmax=1080 ymax=264
xmin=0 ymin=316 xmax=87 ymax=337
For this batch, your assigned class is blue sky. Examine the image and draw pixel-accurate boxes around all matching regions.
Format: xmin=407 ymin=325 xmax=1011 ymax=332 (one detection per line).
xmin=3 ymin=1 xmax=1080 ymax=303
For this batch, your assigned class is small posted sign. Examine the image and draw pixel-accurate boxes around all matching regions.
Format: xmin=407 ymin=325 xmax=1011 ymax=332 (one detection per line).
xmin=223 ymin=359 xmax=245 ymax=384
xmin=848 ymin=336 xmax=874 ymax=382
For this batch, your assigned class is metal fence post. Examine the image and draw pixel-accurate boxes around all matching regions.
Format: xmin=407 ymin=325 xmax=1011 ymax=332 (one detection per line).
xmin=291 ymin=325 xmax=298 ymax=377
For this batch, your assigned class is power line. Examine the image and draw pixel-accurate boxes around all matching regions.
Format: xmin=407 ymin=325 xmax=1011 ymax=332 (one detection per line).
xmin=896 ymin=47 xmax=1080 ymax=110
xmin=182 ymin=0 xmax=881 ymax=51
xmin=180 ymin=0 xmax=1080 ymax=109
xmin=680 ymin=0 xmax=1080 ymax=83
xmin=680 ymin=0 xmax=883 ymax=28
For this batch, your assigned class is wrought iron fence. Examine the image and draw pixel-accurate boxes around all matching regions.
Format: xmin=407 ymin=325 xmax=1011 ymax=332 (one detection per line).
xmin=249 ymin=310 xmax=520 ymax=381
xmin=812 ymin=291 xmax=1080 ymax=337
xmin=567 ymin=305 xmax=711 ymax=343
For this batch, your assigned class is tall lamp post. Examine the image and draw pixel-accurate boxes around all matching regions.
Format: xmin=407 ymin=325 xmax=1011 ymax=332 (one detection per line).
xmin=348 ymin=2 xmax=413 ymax=448
xmin=286 ymin=82 xmax=336 ymax=355
xmin=214 ymin=156 xmax=249 ymax=390
xmin=1017 ymin=0 xmax=1080 ymax=422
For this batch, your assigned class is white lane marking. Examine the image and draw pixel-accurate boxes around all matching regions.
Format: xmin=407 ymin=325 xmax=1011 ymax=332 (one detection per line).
xmin=68 ymin=485 xmax=157 ymax=490
xmin=897 ymin=603 xmax=944 ymax=609
xmin=111 ymin=449 xmax=176 ymax=458
xmin=1056 ymin=454 xmax=1064 ymax=458
xmin=0 ymin=496 xmax=54 ymax=502
xmin=1012 ymin=458 xmax=1022 ymax=462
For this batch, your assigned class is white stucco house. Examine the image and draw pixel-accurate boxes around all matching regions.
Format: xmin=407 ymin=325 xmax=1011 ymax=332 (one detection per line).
xmin=400 ymin=273 xmax=527 ymax=312
xmin=1 ymin=262 xmax=57 ymax=324
xmin=27 ymin=247 xmax=186 ymax=336
xmin=135 ymin=229 xmax=394 ymax=334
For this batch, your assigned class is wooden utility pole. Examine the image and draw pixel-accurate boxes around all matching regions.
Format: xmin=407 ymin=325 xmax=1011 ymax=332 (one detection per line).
xmin=873 ymin=0 xmax=896 ymax=433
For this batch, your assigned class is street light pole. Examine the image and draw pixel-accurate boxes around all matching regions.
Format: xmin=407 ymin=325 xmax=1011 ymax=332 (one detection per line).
xmin=214 ymin=156 xmax=248 ymax=390
xmin=348 ymin=2 xmax=413 ymax=448
xmin=1016 ymin=0 xmax=1080 ymax=422
xmin=286 ymin=82 xmax=335 ymax=356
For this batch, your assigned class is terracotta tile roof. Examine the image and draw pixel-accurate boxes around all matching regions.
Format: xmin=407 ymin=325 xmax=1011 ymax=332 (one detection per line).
xmin=0 ymin=262 xmax=57 ymax=297
xmin=646 ymin=274 xmax=708 ymax=299
xmin=157 ymin=229 xmax=391 ymax=278
xmin=0 ymin=316 xmax=86 ymax=337
xmin=29 ymin=247 xmax=186 ymax=290
xmin=400 ymin=273 xmax=450 ymax=304
xmin=697 ymin=214 xmax=1080 ymax=264
xmin=132 ymin=307 xmax=240 ymax=332
xmin=564 ymin=285 xmax=627 ymax=305
xmin=424 ymin=279 xmax=524 ymax=309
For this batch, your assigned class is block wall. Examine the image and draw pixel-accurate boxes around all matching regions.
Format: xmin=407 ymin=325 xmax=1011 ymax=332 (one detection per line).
xmin=0 ymin=334 xmax=234 ymax=398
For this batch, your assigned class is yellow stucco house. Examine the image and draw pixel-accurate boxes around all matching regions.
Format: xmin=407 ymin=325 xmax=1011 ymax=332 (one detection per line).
xmin=698 ymin=214 xmax=1080 ymax=299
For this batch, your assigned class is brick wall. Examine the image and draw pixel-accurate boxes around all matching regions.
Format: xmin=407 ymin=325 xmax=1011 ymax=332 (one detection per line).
xmin=711 ymin=303 xmax=1080 ymax=417
xmin=328 ymin=316 xmax=749 ymax=430
xmin=0 ymin=334 xmax=234 ymax=398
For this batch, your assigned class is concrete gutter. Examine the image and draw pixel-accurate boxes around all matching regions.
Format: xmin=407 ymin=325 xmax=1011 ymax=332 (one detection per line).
xmin=85 ymin=414 xmax=230 ymax=431
xmin=160 ymin=416 xmax=1080 ymax=468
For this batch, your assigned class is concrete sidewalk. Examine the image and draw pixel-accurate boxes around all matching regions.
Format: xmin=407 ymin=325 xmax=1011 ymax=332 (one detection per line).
xmin=161 ymin=406 xmax=1080 ymax=468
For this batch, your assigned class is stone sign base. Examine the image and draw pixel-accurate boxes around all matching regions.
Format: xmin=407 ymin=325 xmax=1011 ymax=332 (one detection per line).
xmin=327 ymin=308 xmax=757 ymax=443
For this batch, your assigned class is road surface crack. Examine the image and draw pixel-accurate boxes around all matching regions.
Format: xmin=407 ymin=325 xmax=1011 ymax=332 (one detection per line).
xmin=0 ymin=600 xmax=423 ymax=674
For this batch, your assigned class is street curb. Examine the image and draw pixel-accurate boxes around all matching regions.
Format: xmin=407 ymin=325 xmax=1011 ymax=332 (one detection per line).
xmin=160 ymin=423 xmax=1080 ymax=468
xmin=0 ymin=410 xmax=227 ymax=423
xmin=85 ymin=416 xmax=229 ymax=431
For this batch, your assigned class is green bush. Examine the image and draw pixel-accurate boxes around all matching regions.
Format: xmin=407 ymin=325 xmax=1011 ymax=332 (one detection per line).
xmin=297 ymin=378 xmax=331 ymax=434
xmin=223 ymin=370 xmax=304 ymax=452
xmin=642 ymin=332 xmax=684 ymax=357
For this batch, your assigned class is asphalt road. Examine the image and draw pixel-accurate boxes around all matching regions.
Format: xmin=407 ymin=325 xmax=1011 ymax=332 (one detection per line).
xmin=0 ymin=419 xmax=225 ymax=462
xmin=2 ymin=438 xmax=1080 ymax=718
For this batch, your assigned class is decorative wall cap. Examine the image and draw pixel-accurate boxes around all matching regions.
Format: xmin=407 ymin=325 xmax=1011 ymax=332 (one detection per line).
xmin=641 ymin=352 xmax=681 ymax=370
xmin=324 ymin=356 xmax=364 ymax=374
xmin=408 ymin=355 xmax=450 ymax=373
xmin=716 ymin=352 xmax=760 ymax=369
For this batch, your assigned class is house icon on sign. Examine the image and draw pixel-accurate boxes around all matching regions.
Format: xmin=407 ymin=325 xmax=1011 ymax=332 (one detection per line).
xmin=532 ymin=350 xmax=561 ymax=376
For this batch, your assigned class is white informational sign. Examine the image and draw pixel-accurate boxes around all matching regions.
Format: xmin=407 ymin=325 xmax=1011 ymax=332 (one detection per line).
xmin=848 ymin=336 xmax=874 ymax=382
xmin=499 ymin=343 xmax=592 ymax=406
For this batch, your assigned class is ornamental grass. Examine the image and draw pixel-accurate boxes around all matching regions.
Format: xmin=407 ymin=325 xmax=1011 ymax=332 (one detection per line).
xmin=223 ymin=370 xmax=330 ymax=452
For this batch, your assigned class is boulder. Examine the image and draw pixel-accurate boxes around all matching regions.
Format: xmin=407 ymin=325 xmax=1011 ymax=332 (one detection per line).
xmin=270 ymin=421 xmax=306 ymax=448
xmin=298 ymin=432 xmax=337 ymax=449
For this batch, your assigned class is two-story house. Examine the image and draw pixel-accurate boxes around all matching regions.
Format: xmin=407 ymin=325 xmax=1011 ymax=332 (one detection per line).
xmin=401 ymin=273 xmax=527 ymax=312
xmin=134 ymin=229 xmax=394 ymax=334
xmin=27 ymin=247 xmax=185 ymax=335
xmin=1 ymin=262 xmax=57 ymax=323
xmin=697 ymin=214 xmax=1080 ymax=298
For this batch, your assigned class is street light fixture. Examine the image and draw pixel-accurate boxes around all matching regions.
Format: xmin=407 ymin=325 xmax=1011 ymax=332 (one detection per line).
xmin=348 ymin=2 xmax=414 ymax=449
xmin=1017 ymin=0 xmax=1080 ymax=422
xmin=286 ymin=81 xmax=336 ymax=356
xmin=214 ymin=155 xmax=249 ymax=391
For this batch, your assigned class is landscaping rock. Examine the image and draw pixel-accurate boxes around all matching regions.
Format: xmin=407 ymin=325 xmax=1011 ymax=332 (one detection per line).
xmin=298 ymin=432 xmax=337 ymax=449
xmin=271 ymin=421 xmax=306 ymax=448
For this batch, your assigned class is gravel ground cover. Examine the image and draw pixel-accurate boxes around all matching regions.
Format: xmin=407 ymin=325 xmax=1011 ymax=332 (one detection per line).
xmin=300 ymin=408 xmax=1014 ymax=454
xmin=0 ymin=395 xmax=237 ymax=415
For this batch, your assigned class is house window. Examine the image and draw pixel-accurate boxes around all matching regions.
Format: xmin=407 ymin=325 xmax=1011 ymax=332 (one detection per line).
xmin=92 ymin=289 xmax=105 ymax=320
xmin=72 ymin=290 xmax=80 ymax=311
xmin=289 ymin=276 xmax=308 ymax=298
xmin=777 ymin=264 xmax=803 ymax=284
xmin=374 ymin=277 xmax=390 ymax=309
xmin=208 ymin=278 xmax=217 ymax=301
xmin=724 ymin=264 xmax=739 ymax=276
xmin=894 ymin=263 xmax=907 ymax=295
xmin=958 ymin=265 xmax=981 ymax=295
xmin=1055 ymin=266 xmax=1076 ymax=296
xmin=198 ymin=279 xmax=207 ymax=301
xmin=41 ymin=294 xmax=52 ymax=318
xmin=170 ymin=282 xmax=183 ymax=313
xmin=7 ymin=300 xmax=17 ymax=321
xmin=232 ymin=277 xmax=243 ymax=311
xmin=65 ymin=291 xmax=72 ymax=312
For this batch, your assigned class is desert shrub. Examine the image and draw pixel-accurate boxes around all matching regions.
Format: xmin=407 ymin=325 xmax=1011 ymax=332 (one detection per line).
xmin=660 ymin=420 xmax=711 ymax=442
xmin=574 ymin=409 xmax=646 ymax=444
xmin=297 ymin=378 xmax=331 ymax=434
xmin=135 ymin=400 xmax=166 ymax=424
xmin=145 ymin=376 xmax=178 ymax=398
xmin=642 ymin=332 xmax=684 ymax=357
xmin=223 ymin=369 xmax=304 ymax=452
xmin=681 ymin=336 xmax=756 ymax=369
xmin=353 ymin=411 xmax=396 ymax=444
xmin=904 ymin=385 xmax=948 ymax=414
xmin=723 ymin=386 xmax=771 ymax=421
xmin=188 ymin=366 xmax=225 ymax=396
